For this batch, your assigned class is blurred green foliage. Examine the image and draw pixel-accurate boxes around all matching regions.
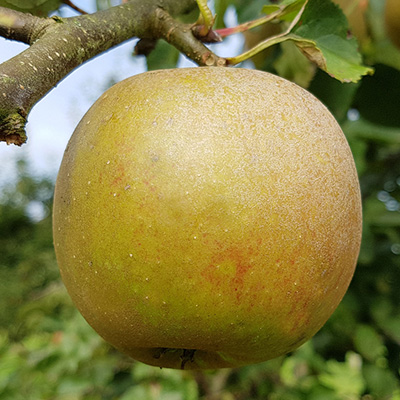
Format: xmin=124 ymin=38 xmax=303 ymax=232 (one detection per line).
xmin=1 ymin=0 xmax=400 ymax=399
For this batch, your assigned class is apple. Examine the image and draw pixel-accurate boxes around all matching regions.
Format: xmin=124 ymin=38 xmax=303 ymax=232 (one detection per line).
xmin=385 ymin=0 xmax=400 ymax=49
xmin=53 ymin=67 xmax=362 ymax=369
xmin=334 ymin=0 xmax=369 ymax=44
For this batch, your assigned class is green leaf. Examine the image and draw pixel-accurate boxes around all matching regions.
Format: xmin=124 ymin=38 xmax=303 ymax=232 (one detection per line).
xmin=308 ymin=387 xmax=339 ymax=400
xmin=0 ymin=351 xmax=23 ymax=392
xmin=290 ymin=0 xmax=373 ymax=82
xmin=318 ymin=352 xmax=366 ymax=397
xmin=214 ymin=0 xmax=229 ymax=29
xmin=371 ymin=298 xmax=400 ymax=343
xmin=273 ymin=39 xmax=315 ymax=87
xmin=363 ymin=364 xmax=400 ymax=398
xmin=233 ymin=0 xmax=267 ymax=24
xmin=119 ymin=386 xmax=148 ymax=400
xmin=0 ymin=0 xmax=62 ymax=16
xmin=146 ymin=40 xmax=180 ymax=71
xmin=229 ymin=0 xmax=372 ymax=82
xmin=378 ymin=317 xmax=400 ymax=344
xmin=56 ymin=376 xmax=93 ymax=396
xmin=263 ymin=0 xmax=307 ymax=22
xmin=353 ymin=325 xmax=386 ymax=362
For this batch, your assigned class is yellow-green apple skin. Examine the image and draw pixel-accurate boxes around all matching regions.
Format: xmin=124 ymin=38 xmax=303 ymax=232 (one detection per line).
xmin=53 ymin=67 xmax=362 ymax=370
xmin=385 ymin=0 xmax=400 ymax=49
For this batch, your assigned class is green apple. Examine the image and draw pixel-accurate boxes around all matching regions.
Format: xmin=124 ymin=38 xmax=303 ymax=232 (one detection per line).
xmin=53 ymin=67 xmax=362 ymax=369
xmin=385 ymin=0 xmax=400 ymax=49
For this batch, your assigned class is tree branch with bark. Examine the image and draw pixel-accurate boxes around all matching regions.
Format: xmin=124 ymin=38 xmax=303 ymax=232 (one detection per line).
xmin=0 ymin=0 xmax=226 ymax=146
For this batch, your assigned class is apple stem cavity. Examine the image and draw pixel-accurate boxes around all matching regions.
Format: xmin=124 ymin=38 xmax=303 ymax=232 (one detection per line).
xmin=180 ymin=349 xmax=197 ymax=369
xmin=152 ymin=347 xmax=197 ymax=369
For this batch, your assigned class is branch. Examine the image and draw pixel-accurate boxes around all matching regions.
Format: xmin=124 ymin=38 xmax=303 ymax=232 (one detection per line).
xmin=0 ymin=0 xmax=226 ymax=146
xmin=0 ymin=6 xmax=54 ymax=44
xmin=155 ymin=8 xmax=225 ymax=66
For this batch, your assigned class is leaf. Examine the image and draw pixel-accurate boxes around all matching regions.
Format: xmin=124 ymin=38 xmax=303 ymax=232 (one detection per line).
xmin=378 ymin=317 xmax=400 ymax=344
xmin=214 ymin=0 xmax=229 ymax=29
xmin=0 ymin=351 xmax=23 ymax=392
xmin=56 ymin=376 xmax=93 ymax=397
xmin=290 ymin=0 xmax=373 ymax=82
xmin=353 ymin=325 xmax=386 ymax=362
xmin=0 ymin=0 xmax=62 ymax=16
xmin=318 ymin=352 xmax=366 ymax=397
xmin=259 ymin=0 xmax=373 ymax=82
xmin=273 ymin=40 xmax=315 ymax=87
xmin=146 ymin=40 xmax=180 ymax=71
xmin=263 ymin=0 xmax=308 ymax=22
xmin=233 ymin=0 xmax=267 ymax=24
xmin=228 ymin=0 xmax=372 ymax=82
xmin=0 ymin=0 xmax=61 ymax=15
xmin=363 ymin=364 xmax=400 ymax=398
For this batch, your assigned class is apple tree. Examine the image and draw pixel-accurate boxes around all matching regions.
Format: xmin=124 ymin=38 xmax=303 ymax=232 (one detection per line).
xmin=1 ymin=0 xmax=400 ymax=398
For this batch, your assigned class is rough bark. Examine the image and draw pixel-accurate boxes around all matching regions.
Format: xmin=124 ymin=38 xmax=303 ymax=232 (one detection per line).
xmin=0 ymin=0 xmax=226 ymax=145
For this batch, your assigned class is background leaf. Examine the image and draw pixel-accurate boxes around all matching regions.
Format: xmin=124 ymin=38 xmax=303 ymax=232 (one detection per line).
xmin=353 ymin=325 xmax=386 ymax=362
xmin=146 ymin=40 xmax=180 ymax=71
xmin=0 ymin=0 xmax=62 ymax=16
xmin=290 ymin=0 xmax=373 ymax=82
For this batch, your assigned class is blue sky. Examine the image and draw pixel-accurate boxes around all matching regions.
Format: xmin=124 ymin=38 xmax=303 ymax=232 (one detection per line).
xmin=0 ymin=35 xmax=146 ymax=181
xmin=0 ymin=1 xmax=242 ymax=185
xmin=0 ymin=0 xmax=148 ymax=183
